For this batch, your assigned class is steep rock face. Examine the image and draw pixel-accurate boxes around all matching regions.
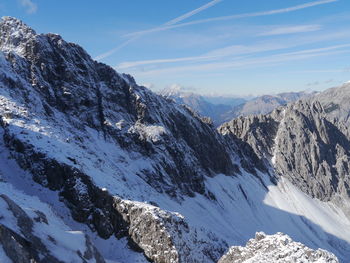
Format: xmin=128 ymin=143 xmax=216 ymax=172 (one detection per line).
xmin=0 ymin=16 xmax=238 ymax=199
xmin=219 ymin=112 xmax=281 ymax=172
xmin=312 ymin=82 xmax=350 ymax=126
xmin=113 ymin=199 xmax=227 ymax=263
xmin=272 ymin=101 xmax=350 ymax=202
xmin=219 ymin=100 xmax=350 ymax=206
xmin=218 ymin=232 xmax=339 ymax=263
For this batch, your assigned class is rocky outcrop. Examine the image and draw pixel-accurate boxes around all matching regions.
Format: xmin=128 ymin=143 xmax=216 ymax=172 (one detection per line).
xmin=219 ymin=111 xmax=281 ymax=173
xmin=312 ymin=82 xmax=350 ymax=127
xmin=114 ymin=199 xmax=227 ymax=263
xmin=218 ymin=232 xmax=339 ymax=263
xmin=220 ymin=100 xmax=350 ymax=205
xmin=271 ymin=101 xmax=350 ymax=202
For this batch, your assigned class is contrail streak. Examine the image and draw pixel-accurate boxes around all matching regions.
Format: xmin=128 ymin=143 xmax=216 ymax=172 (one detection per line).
xmin=94 ymin=0 xmax=223 ymax=60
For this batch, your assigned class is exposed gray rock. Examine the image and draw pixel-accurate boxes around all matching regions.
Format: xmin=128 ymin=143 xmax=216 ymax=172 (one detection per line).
xmin=113 ymin=198 xmax=227 ymax=263
xmin=218 ymin=232 xmax=339 ymax=263
xmin=219 ymin=100 xmax=350 ymax=207
xmin=312 ymin=82 xmax=350 ymax=126
xmin=219 ymin=112 xmax=281 ymax=173
xmin=272 ymin=101 xmax=350 ymax=202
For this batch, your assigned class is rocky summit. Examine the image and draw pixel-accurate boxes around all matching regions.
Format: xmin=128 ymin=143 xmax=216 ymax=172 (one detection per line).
xmin=218 ymin=232 xmax=339 ymax=263
xmin=0 ymin=16 xmax=350 ymax=263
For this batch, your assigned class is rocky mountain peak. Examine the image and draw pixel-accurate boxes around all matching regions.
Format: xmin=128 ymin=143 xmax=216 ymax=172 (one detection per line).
xmin=218 ymin=232 xmax=339 ymax=263
xmin=0 ymin=16 xmax=37 ymax=56
xmin=0 ymin=16 xmax=35 ymax=35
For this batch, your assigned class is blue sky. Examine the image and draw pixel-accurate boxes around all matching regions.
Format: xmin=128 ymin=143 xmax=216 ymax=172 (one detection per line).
xmin=1 ymin=0 xmax=350 ymax=96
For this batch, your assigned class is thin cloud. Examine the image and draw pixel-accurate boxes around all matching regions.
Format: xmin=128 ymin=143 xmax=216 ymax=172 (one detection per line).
xmin=294 ymin=68 xmax=350 ymax=73
xmin=95 ymin=0 xmax=223 ymax=60
xmin=259 ymin=25 xmax=322 ymax=36
xmin=203 ymin=43 xmax=290 ymax=57
xmin=132 ymin=44 xmax=350 ymax=76
xmin=97 ymin=0 xmax=338 ymax=61
xmin=125 ymin=0 xmax=338 ymax=38
xmin=95 ymin=37 xmax=137 ymax=61
xmin=116 ymin=43 xmax=289 ymax=70
xmin=117 ymin=55 xmax=216 ymax=69
xmin=117 ymin=35 xmax=350 ymax=70
xmin=19 ymin=0 xmax=37 ymax=14
xmin=164 ymin=0 xmax=222 ymax=26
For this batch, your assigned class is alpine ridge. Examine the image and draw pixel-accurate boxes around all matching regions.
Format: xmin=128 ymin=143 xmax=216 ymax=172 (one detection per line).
xmin=0 ymin=16 xmax=349 ymax=262
xmin=218 ymin=232 xmax=339 ymax=263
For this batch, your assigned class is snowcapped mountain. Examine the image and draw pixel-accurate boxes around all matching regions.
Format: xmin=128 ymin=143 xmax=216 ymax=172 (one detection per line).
xmin=0 ymin=16 xmax=350 ymax=262
xmin=159 ymin=86 xmax=245 ymax=126
xmin=161 ymin=86 xmax=314 ymax=126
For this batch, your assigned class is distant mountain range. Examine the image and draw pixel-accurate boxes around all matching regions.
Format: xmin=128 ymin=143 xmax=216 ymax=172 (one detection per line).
xmin=160 ymin=86 xmax=317 ymax=126
xmin=159 ymin=86 xmax=245 ymax=126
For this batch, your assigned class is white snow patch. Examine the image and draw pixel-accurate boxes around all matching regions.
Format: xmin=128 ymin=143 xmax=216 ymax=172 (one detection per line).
xmin=129 ymin=123 xmax=167 ymax=143
xmin=271 ymin=109 xmax=286 ymax=165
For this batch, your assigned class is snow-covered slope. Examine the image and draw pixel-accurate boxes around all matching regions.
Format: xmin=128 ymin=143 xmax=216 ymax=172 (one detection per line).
xmin=0 ymin=16 xmax=349 ymax=262
xmin=0 ymin=179 xmax=104 ymax=262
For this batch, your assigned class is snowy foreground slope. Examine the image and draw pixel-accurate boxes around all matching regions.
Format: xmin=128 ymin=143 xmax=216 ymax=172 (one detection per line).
xmin=0 ymin=16 xmax=349 ymax=262
xmin=0 ymin=180 xmax=104 ymax=262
